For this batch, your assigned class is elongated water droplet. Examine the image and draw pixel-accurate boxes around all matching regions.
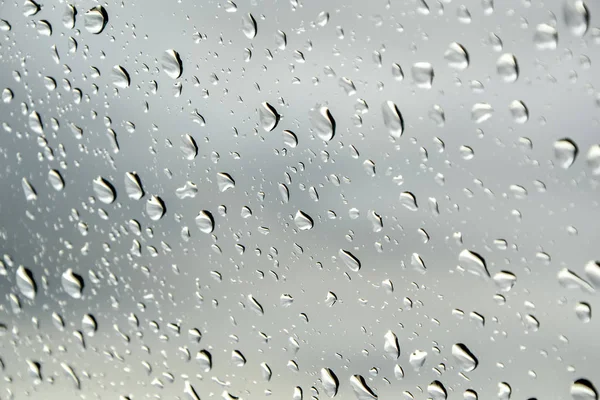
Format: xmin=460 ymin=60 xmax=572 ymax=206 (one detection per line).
xmin=146 ymin=196 xmax=166 ymax=221
xmin=162 ymin=49 xmax=182 ymax=79
xmin=534 ymin=24 xmax=558 ymax=50
xmin=248 ymin=294 xmax=264 ymax=315
xmin=62 ymin=4 xmax=76 ymax=29
xmin=180 ymin=134 xmax=198 ymax=160
xmin=82 ymin=314 xmax=97 ymax=336
xmin=382 ymin=101 xmax=404 ymax=138
xmin=321 ymin=368 xmax=339 ymax=397
xmin=124 ymin=172 xmax=144 ymax=200
xmin=283 ymin=130 xmax=298 ymax=147
xmin=428 ymin=381 xmax=447 ymax=400
xmin=339 ymin=249 xmax=361 ymax=271
xmin=196 ymin=350 xmax=212 ymax=371
xmin=509 ymin=100 xmax=528 ymax=123
xmin=241 ymin=13 xmax=257 ymax=39
xmin=471 ymin=103 xmax=494 ymax=123
xmin=459 ymin=249 xmax=490 ymax=278
xmin=29 ymin=111 xmax=43 ymax=134
xmin=48 ymin=169 xmax=64 ymax=191
xmin=22 ymin=177 xmax=37 ymax=201
xmin=564 ymin=0 xmax=589 ymax=36
xmin=400 ymin=191 xmax=418 ymax=211
xmin=16 ymin=266 xmax=36 ymax=300
xmin=61 ymin=268 xmax=84 ymax=299
xmin=111 ymin=65 xmax=130 ymax=88
xmin=575 ymin=302 xmax=591 ymax=322
xmin=350 ymin=375 xmax=378 ymax=400
xmin=384 ymin=330 xmax=400 ymax=358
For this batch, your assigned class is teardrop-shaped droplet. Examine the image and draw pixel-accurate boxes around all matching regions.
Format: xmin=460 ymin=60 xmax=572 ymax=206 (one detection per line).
xmin=22 ymin=177 xmax=37 ymax=201
xmin=575 ymin=302 xmax=592 ymax=323
xmin=382 ymin=101 xmax=404 ymax=138
xmin=23 ymin=0 xmax=40 ymax=17
xmin=554 ymin=138 xmax=578 ymax=169
xmin=411 ymin=62 xmax=434 ymax=89
xmin=146 ymin=196 xmax=166 ymax=221
xmin=496 ymin=53 xmax=519 ymax=82
xmin=384 ymin=330 xmax=400 ymax=358
xmin=248 ymin=294 xmax=264 ymax=315
xmin=84 ymin=6 xmax=107 ymax=34
xmin=349 ymin=375 xmax=378 ymax=400
xmin=259 ymin=102 xmax=280 ymax=132
xmin=459 ymin=249 xmax=490 ymax=278
xmin=586 ymin=145 xmax=600 ymax=175
xmin=217 ymin=172 xmax=235 ymax=192
xmin=48 ymin=169 xmax=65 ymax=191
xmin=111 ymin=65 xmax=130 ymax=88
xmin=452 ymin=343 xmax=478 ymax=372
xmin=124 ymin=172 xmax=144 ymax=200
xmin=564 ymin=0 xmax=589 ymax=37
xmin=195 ymin=210 xmax=215 ymax=234
xmin=294 ymin=210 xmax=314 ymax=231
xmin=180 ymin=134 xmax=198 ymax=160
xmin=196 ymin=350 xmax=212 ymax=371
xmin=310 ymin=106 xmax=336 ymax=141
xmin=61 ymin=268 xmax=84 ymax=299
xmin=428 ymin=381 xmax=447 ymax=400
xmin=321 ymin=368 xmax=339 ymax=398
xmin=16 ymin=266 xmax=36 ymax=300
xmin=93 ymin=176 xmax=116 ymax=204
xmin=29 ymin=111 xmax=43 ymax=134
xmin=339 ymin=249 xmax=361 ymax=271
xmin=162 ymin=49 xmax=183 ymax=79
xmin=444 ymin=42 xmax=469 ymax=70
xmin=241 ymin=13 xmax=257 ymax=39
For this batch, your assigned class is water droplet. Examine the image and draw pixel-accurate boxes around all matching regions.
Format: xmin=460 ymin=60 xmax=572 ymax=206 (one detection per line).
xmin=146 ymin=196 xmax=166 ymax=221
xmin=458 ymin=249 xmax=490 ymax=278
xmin=248 ymin=294 xmax=264 ymax=315
xmin=382 ymin=101 xmax=404 ymax=138
xmin=497 ymin=382 xmax=512 ymax=400
xmin=84 ymin=6 xmax=107 ymax=34
xmin=23 ymin=0 xmax=40 ymax=16
xmin=471 ymin=103 xmax=494 ymax=123
xmin=48 ymin=169 xmax=64 ymax=191
xmin=534 ymin=24 xmax=558 ymax=50
xmin=259 ymin=102 xmax=280 ymax=132
xmin=572 ymin=380 xmax=597 ymax=400
xmin=321 ymin=368 xmax=339 ymax=397
xmin=350 ymin=375 xmax=378 ymax=400
xmin=509 ymin=100 xmax=528 ymax=124
xmin=22 ymin=177 xmax=37 ymax=201
xmin=384 ymin=330 xmax=400 ymax=358
xmin=124 ymin=172 xmax=144 ymax=200
xmin=411 ymin=253 xmax=427 ymax=273
xmin=111 ymin=65 xmax=130 ymax=88
xmin=409 ymin=350 xmax=427 ymax=370
xmin=452 ymin=343 xmax=478 ymax=372
xmin=62 ymin=4 xmax=76 ymax=29
xmin=217 ymin=172 xmax=235 ymax=192
xmin=497 ymin=54 xmax=519 ymax=82
xmin=411 ymin=62 xmax=434 ymax=89
xmin=241 ymin=13 xmax=257 ymax=39
xmin=575 ymin=302 xmax=591 ymax=322
xmin=195 ymin=211 xmax=215 ymax=234
xmin=29 ymin=111 xmax=43 ymax=134
xmin=400 ymin=192 xmax=418 ymax=211
xmin=162 ymin=49 xmax=183 ymax=79
xmin=310 ymin=106 xmax=336 ymax=141
xmin=82 ymin=314 xmax=97 ymax=336
xmin=294 ymin=210 xmax=314 ymax=230
xmin=586 ymin=145 xmax=600 ymax=175
xmin=339 ymin=249 xmax=361 ymax=271
xmin=564 ymin=0 xmax=589 ymax=36
xmin=428 ymin=381 xmax=448 ymax=400
xmin=2 ymin=88 xmax=13 ymax=103
xmin=445 ymin=42 xmax=469 ymax=70
xmin=61 ymin=268 xmax=84 ymax=298
xmin=93 ymin=177 xmax=116 ymax=204
xmin=196 ymin=350 xmax=212 ymax=371
xmin=16 ymin=266 xmax=36 ymax=300
xmin=283 ymin=130 xmax=298 ymax=147
xmin=180 ymin=134 xmax=198 ymax=160
xmin=554 ymin=138 xmax=578 ymax=169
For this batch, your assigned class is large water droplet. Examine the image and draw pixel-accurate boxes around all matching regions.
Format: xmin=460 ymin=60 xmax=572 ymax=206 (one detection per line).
xmin=411 ymin=62 xmax=434 ymax=89
xmin=195 ymin=210 xmax=215 ymax=234
xmin=496 ymin=53 xmax=519 ymax=82
xmin=16 ymin=266 xmax=36 ymax=300
xmin=458 ymin=249 xmax=490 ymax=278
xmin=84 ymin=6 xmax=107 ymax=34
xmin=452 ymin=343 xmax=478 ymax=372
xmin=444 ymin=42 xmax=469 ymax=70
xmin=61 ymin=268 xmax=84 ymax=299
xmin=162 ymin=49 xmax=183 ymax=79
xmin=554 ymin=138 xmax=578 ymax=168
xmin=111 ymin=65 xmax=130 ymax=88
xmin=310 ymin=106 xmax=336 ymax=141
xmin=294 ymin=210 xmax=314 ymax=230
xmin=146 ymin=196 xmax=166 ymax=221
xmin=93 ymin=176 xmax=116 ymax=204
xmin=241 ymin=13 xmax=257 ymax=39
xmin=259 ymin=102 xmax=280 ymax=132
xmin=339 ymin=249 xmax=361 ymax=271
xmin=217 ymin=172 xmax=235 ymax=192
xmin=384 ymin=330 xmax=400 ymax=358
xmin=534 ymin=24 xmax=558 ymax=50
xmin=124 ymin=172 xmax=144 ymax=200
xmin=321 ymin=368 xmax=339 ymax=397
xmin=564 ymin=0 xmax=589 ymax=36
xmin=48 ymin=169 xmax=65 ymax=191
xmin=350 ymin=375 xmax=378 ymax=400
xmin=382 ymin=101 xmax=404 ymax=138
xmin=572 ymin=380 xmax=597 ymax=400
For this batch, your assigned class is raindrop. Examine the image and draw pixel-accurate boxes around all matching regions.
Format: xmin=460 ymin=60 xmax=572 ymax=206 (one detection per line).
xmin=294 ymin=210 xmax=314 ymax=231
xmin=93 ymin=177 xmax=116 ymax=204
xmin=162 ymin=49 xmax=183 ymax=79
xmin=382 ymin=101 xmax=404 ymax=138
xmin=310 ymin=106 xmax=336 ymax=141
xmin=534 ymin=24 xmax=558 ymax=50
xmin=48 ymin=170 xmax=64 ymax=191
xmin=180 ymin=134 xmax=198 ymax=160
xmin=452 ymin=343 xmax=478 ymax=372
xmin=321 ymin=368 xmax=339 ymax=397
xmin=471 ymin=103 xmax=494 ymax=123
xmin=111 ymin=65 xmax=130 ymax=88
xmin=61 ymin=269 xmax=84 ymax=299
xmin=217 ymin=173 xmax=235 ymax=192
xmin=146 ymin=196 xmax=166 ymax=221
xmin=564 ymin=0 xmax=589 ymax=36
xmin=241 ymin=13 xmax=257 ymax=39
xmin=444 ymin=42 xmax=469 ymax=70
xmin=554 ymin=138 xmax=578 ymax=169
xmin=84 ymin=6 xmax=107 ymax=34
xmin=22 ymin=178 xmax=37 ymax=201
xmin=400 ymin=192 xmax=418 ymax=211
xmin=458 ymin=249 xmax=490 ymax=278
xmin=411 ymin=62 xmax=434 ymax=89
xmin=497 ymin=54 xmax=519 ymax=82
xmin=339 ymin=249 xmax=361 ymax=271
xmin=259 ymin=102 xmax=280 ymax=132
xmin=82 ymin=314 xmax=97 ymax=336
xmin=509 ymin=100 xmax=528 ymax=123
xmin=195 ymin=211 xmax=215 ymax=234
xmin=124 ymin=172 xmax=144 ymax=200
xmin=16 ymin=266 xmax=36 ymax=300
xmin=384 ymin=330 xmax=400 ymax=358
xmin=349 ymin=375 xmax=378 ymax=400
